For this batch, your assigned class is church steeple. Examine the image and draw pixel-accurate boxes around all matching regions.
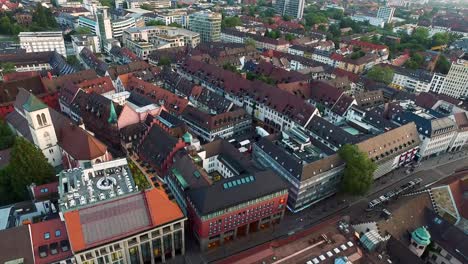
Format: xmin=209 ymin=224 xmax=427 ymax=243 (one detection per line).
xmin=108 ymin=101 xmax=117 ymax=124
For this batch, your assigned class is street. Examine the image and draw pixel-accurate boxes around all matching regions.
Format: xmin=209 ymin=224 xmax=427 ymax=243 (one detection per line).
xmin=168 ymin=150 xmax=468 ymax=264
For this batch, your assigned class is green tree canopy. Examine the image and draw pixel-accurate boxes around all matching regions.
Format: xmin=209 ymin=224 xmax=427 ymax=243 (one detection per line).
xmin=168 ymin=22 xmax=182 ymax=28
xmin=0 ymin=120 xmax=15 ymax=150
xmin=265 ymin=29 xmax=281 ymax=39
xmin=432 ymin=32 xmax=449 ymax=46
xmin=146 ymin=20 xmax=165 ymax=26
xmin=338 ymin=144 xmax=376 ymax=195
xmin=245 ymin=38 xmax=256 ymax=47
xmin=5 ymin=137 xmax=55 ymax=201
xmin=221 ymin=16 xmax=241 ymax=29
xmin=367 ymin=65 xmax=394 ymax=84
xmin=140 ymin=3 xmax=153 ymax=10
xmin=157 ymin=56 xmax=171 ymax=66
xmin=74 ymin=26 xmax=92 ymax=35
xmin=1 ymin=62 xmax=16 ymax=74
xmin=435 ymin=55 xmax=451 ymax=74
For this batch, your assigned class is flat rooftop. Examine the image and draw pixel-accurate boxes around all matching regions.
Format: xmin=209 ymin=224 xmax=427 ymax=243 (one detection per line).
xmin=58 ymin=159 xmax=138 ymax=211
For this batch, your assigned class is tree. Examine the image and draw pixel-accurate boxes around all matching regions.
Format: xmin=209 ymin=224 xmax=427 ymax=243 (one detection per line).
xmin=157 ymin=56 xmax=171 ymax=66
xmin=223 ymin=62 xmax=238 ymax=72
xmin=99 ymin=0 xmax=113 ymax=7
xmin=367 ymin=65 xmax=394 ymax=84
xmin=0 ymin=120 xmax=15 ymax=150
xmin=221 ymin=16 xmax=241 ymax=29
xmin=285 ymin=33 xmax=295 ymax=41
xmin=245 ymin=38 xmax=256 ymax=48
xmin=304 ymin=12 xmax=328 ymax=27
xmin=168 ymin=22 xmax=182 ymax=28
xmin=6 ymin=138 xmax=55 ymax=201
xmin=338 ymin=144 xmax=376 ymax=195
xmin=435 ymin=55 xmax=451 ymax=74
xmin=1 ymin=62 xmax=16 ymax=74
xmin=265 ymin=29 xmax=281 ymax=39
xmin=74 ymin=27 xmax=91 ymax=35
xmin=405 ymin=53 xmax=424 ymax=69
xmin=140 ymin=3 xmax=153 ymax=10
xmin=66 ymin=55 xmax=80 ymax=67
xmin=146 ymin=20 xmax=165 ymax=26
xmin=432 ymin=32 xmax=449 ymax=46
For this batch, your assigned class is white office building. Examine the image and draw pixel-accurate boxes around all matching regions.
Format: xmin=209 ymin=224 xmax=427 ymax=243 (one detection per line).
xmin=19 ymin=31 xmax=67 ymax=57
xmin=275 ymin=0 xmax=305 ymax=19
xmin=377 ymin=6 xmax=395 ymax=23
xmin=436 ymin=57 xmax=468 ymax=99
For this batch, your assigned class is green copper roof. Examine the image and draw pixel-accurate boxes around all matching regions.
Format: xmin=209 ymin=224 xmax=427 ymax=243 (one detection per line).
xmin=23 ymin=95 xmax=47 ymax=112
xmin=412 ymin=227 xmax=431 ymax=246
xmin=107 ymin=101 xmax=117 ymax=124
xmin=182 ymin=132 xmax=192 ymax=143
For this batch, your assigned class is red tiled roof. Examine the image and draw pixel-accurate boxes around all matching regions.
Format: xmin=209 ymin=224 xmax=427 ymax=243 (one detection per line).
xmin=332 ymin=68 xmax=360 ymax=82
xmin=3 ymin=71 xmax=40 ymax=82
xmin=58 ymin=125 xmax=108 ymax=161
xmin=349 ymin=40 xmax=388 ymax=51
xmin=77 ymin=76 xmax=115 ymax=95
xmin=181 ymin=59 xmax=316 ymax=126
xmin=31 ymin=218 xmax=73 ymax=264
xmin=144 ymin=188 xmax=184 ymax=227
xmin=309 ymin=81 xmax=344 ymax=105
xmin=447 ymin=173 xmax=468 ymax=219
xmin=415 ymin=92 xmax=438 ymax=109
xmin=32 ymin=182 xmax=59 ymax=200
xmin=124 ymin=76 xmax=188 ymax=114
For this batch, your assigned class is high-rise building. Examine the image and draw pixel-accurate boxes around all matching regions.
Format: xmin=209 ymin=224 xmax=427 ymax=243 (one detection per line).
xmin=188 ymin=11 xmax=221 ymax=42
xmin=377 ymin=6 xmax=396 ymax=23
xmin=436 ymin=55 xmax=468 ymax=99
xmin=96 ymin=7 xmax=113 ymax=47
xmin=19 ymin=31 xmax=67 ymax=57
xmin=275 ymin=0 xmax=305 ymax=19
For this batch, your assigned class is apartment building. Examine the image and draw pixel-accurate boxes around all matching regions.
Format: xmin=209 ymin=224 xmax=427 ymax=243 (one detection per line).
xmin=59 ymin=159 xmax=186 ymax=264
xmin=436 ymin=56 xmax=468 ymax=99
xmin=126 ymin=0 xmax=171 ymax=9
xmin=166 ymin=139 xmax=288 ymax=250
xmin=393 ymin=110 xmax=458 ymax=158
xmin=71 ymin=34 xmax=101 ymax=55
xmin=188 ymin=11 xmax=221 ymax=42
xmin=181 ymin=106 xmax=251 ymax=142
xmin=178 ymin=59 xmax=319 ymax=132
xmin=19 ymin=31 xmax=66 ymax=57
xmin=142 ymin=9 xmax=189 ymax=27
xmin=221 ymin=28 xmax=290 ymax=51
xmin=389 ymin=66 xmax=434 ymax=93
xmin=275 ymin=0 xmax=305 ymax=19
xmin=429 ymin=73 xmax=446 ymax=94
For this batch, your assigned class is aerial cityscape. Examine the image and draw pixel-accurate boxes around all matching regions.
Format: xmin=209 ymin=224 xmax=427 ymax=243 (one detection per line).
xmin=0 ymin=0 xmax=466 ymax=263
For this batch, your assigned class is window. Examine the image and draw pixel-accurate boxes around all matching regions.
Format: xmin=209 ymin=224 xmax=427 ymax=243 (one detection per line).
xmin=44 ymin=232 xmax=50 ymax=239
xmin=55 ymin=230 xmax=61 ymax=237
xmin=41 ymin=113 xmax=47 ymax=125
xmin=37 ymin=115 xmax=43 ymax=126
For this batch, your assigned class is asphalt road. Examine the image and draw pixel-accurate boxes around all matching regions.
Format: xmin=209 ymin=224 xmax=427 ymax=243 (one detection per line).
xmin=168 ymin=150 xmax=468 ymax=264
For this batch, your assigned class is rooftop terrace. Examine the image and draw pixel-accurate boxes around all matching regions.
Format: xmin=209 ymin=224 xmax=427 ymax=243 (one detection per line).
xmin=58 ymin=159 xmax=138 ymax=211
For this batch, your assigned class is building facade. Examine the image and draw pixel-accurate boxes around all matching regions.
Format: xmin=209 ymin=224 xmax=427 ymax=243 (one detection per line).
xmin=188 ymin=11 xmax=221 ymax=43
xmin=377 ymin=6 xmax=395 ymax=23
xmin=275 ymin=0 xmax=305 ymax=19
xmin=436 ymin=57 xmax=468 ymax=99
xmin=19 ymin=31 xmax=66 ymax=57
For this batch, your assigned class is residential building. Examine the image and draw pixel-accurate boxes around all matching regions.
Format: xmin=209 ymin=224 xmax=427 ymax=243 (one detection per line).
xmin=71 ymin=34 xmax=101 ymax=55
xmin=122 ymin=26 xmax=200 ymax=59
xmin=30 ymin=218 xmax=73 ymax=264
xmin=58 ymin=159 xmax=186 ymax=264
xmin=393 ymin=110 xmax=457 ymax=158
xmin=275 ymin=0 xmax=305 ymax=19
xmin=18 ymin=31 xmax=66 ymax=57
xmin=79 ymin=47 xmax=108 ymax=76
xmin=181 ymin=106 xmax=251 ymax=142
xmin=126 ymin=0 xmax=171 ymax=9
xmin=188 ymin=11 xmax=222 ymax=43
xmin=166 ymin=139 xmax=288 ymax=250
xmin=389 ymin=66 xmax=434 ymax=93
xmin=0 ymin=225 xmax=35 ymax=264
xmin=253 ymin=127 xmax=344 ymax=212
xmin=350 ymin=15 xmax=385 ymax=28
xmin=448 ymin=112 xmax=468 ymax=152
xmin=178 ymin=59 xmax=319 ymax=132
xmin=356 ymin=123 xmax=421 ymax=178
xmin=142 ymin=9 xmax=189 ymax=27
xmin=0 ymin=51 xmax=75 ymax=74
xmin=221 ymin=28 xmax=289 ymax=51
xmin=377 ymin=6 xmax=395 ymax=23
xmin=436 ymin=56 xmax=468 ymax=99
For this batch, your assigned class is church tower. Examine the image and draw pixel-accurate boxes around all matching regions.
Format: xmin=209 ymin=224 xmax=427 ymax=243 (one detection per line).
xmin=23 ymin=95 xmax=62 ymax=167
